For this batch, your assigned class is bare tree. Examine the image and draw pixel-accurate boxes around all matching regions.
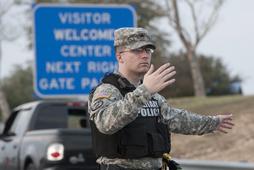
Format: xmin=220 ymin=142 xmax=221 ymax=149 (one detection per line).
xmin=0 ymin=0 xmax=28 ymax=120
xmin=0 ymin=0 xmax=14 ymax=120
xmin=165 ymin=0 xmax=224 ymax=96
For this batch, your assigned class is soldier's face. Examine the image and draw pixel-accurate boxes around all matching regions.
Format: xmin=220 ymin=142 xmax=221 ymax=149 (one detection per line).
xmin=119 ymin=46 xmax=152 ymax=75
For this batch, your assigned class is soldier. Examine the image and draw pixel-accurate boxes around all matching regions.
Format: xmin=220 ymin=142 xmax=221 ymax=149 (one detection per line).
xmin=88 ymin=27 xmax=234 ymax=170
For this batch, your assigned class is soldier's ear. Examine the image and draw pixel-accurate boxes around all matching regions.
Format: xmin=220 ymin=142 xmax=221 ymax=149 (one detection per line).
xmin=116 ymin=52 xmax=124 ymax=63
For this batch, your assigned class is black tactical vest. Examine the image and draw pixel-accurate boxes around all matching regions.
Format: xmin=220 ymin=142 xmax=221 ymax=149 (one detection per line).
xmin=89 ymin=73 xmax=171 ymax=159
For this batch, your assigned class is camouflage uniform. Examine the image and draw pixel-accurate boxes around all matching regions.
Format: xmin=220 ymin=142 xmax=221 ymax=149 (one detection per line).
xmin=88 ymin=27 xmax=220 ymax=170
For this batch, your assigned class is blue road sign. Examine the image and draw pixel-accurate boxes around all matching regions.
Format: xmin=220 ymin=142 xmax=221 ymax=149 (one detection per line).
xmin=33 ymin=4 xmax=136 ymax=98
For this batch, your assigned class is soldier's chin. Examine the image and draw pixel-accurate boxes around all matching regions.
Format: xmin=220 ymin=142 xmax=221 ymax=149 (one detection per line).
xmin=139 ymin=68 xmax=149 ymax=75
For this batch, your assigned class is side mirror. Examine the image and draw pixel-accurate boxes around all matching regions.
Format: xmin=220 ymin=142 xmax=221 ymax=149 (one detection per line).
xmin=6 ymin=132 xmax=16 ymax=137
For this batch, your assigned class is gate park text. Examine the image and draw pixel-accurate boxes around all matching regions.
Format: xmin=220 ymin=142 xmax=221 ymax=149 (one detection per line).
xmin=39 ymin=77 xmax=98 ymax=90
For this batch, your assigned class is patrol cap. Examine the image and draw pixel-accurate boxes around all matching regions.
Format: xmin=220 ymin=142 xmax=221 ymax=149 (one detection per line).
xmin=114 ymin=27 xmax=156 ymax=51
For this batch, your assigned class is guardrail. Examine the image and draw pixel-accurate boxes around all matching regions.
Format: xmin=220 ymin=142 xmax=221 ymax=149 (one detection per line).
xmin=176 ymin=159 xmax=254 ymax=170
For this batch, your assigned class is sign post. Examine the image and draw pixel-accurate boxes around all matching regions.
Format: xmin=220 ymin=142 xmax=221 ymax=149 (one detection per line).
xmin=33 ymin=4 xmax=136 ymax=98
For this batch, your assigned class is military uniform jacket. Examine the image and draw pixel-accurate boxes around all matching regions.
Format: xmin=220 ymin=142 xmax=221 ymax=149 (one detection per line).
xmin=90 ymin=73 xmax=171 ymax=159
xmin=88 ymin=73 xmax=219 ymax=170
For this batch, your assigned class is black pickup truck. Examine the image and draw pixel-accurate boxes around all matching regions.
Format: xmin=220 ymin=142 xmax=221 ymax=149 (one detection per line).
xmin=0 ymin=100 xmax=97 ymax=170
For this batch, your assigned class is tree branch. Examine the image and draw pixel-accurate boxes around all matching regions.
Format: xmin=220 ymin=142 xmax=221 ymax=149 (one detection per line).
xmin=166 ymin=0 xmax=191 ymax=50
xmin=165 ymin=0 xmax=176 ymax=28
xmin=197 ymin=0 xmax=224 ymax=45
xmin=186 ymin=0 xmax=200 ymax=47
xmin=0 ymin=0 xmax=13 ymax=17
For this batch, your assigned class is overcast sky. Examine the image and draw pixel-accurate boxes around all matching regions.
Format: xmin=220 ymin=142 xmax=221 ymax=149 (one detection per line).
xmin=199 ymin=0 xmax=254 ymax=96
xmin=200 ymin=0 xmax=254 ymax=95
xmin=1 ymin=0 xmax=254 ymax=95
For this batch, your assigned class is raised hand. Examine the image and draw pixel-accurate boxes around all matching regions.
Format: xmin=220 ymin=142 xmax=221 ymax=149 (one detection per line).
xmin=143 ymin=63 xmax=176 ymax=94
xmin=216 ymin=114 xmax=234 ymax=133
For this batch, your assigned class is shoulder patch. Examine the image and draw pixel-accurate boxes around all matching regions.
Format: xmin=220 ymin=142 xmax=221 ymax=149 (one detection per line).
xmin=93 ymin=84 xmax=120 ymax=99
xmin=90 ymin=99 xmax=104 ymax=111
xmin=94 ymin=91 xmax=112 ymax=100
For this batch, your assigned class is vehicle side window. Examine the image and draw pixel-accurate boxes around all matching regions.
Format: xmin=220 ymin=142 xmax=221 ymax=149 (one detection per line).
xmin=8 ymin=112 xmax=22 ymax=134
xmin=2 ymin=111 xmax=18 ymax=135
xmin=8 ymin=110 xmax=31 ymax=136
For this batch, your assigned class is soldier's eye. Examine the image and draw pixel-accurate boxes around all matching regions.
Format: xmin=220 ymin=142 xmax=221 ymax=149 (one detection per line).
xmin=144 ymin=48 xmax=154 ymax=54
xmin=132 ymin=47 xmax=154 ymax=55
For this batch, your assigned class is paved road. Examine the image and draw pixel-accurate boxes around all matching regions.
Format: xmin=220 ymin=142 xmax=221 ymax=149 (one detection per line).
xmin=177 ymin=159 xmax=254 ymax=170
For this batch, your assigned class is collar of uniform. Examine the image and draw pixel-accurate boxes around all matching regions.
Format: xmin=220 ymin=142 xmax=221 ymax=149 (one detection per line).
xmin=114 ymin=71 xmax=143 ymax=88
xmin=115 ymin=72 xmax=135 ymax=90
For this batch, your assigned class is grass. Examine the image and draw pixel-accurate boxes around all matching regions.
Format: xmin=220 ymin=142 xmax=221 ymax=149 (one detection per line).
xmin=167 ymin=95 xmax=253 ymax=111
xmin=170 ymin=94 xmax=254 ymax=162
